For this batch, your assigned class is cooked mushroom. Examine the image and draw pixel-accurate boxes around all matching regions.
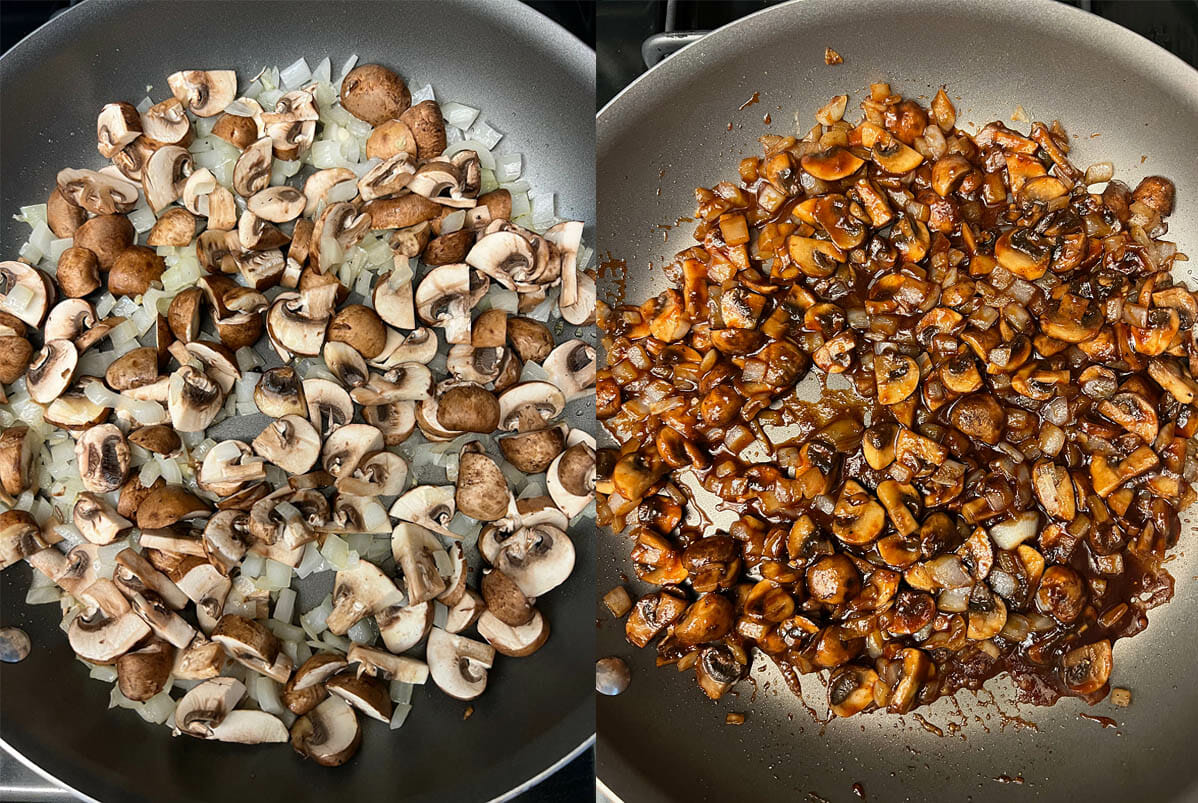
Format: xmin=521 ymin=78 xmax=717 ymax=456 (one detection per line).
xmin=291 ymin=696 xmax=361 ymax=767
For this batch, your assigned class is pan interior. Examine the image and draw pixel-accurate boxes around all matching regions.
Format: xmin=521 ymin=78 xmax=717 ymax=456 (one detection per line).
xmin=0 ymin=2 xmax=594 ymax=802
xmin=596 ymin=1 xmax=1198 ymax=801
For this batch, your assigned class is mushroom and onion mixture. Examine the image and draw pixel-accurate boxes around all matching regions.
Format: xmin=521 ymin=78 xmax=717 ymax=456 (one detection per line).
xmin=598 ymin=83 xmax=1190 ymax=716
xmin=1 ymin=57 xmax=595 ymax=764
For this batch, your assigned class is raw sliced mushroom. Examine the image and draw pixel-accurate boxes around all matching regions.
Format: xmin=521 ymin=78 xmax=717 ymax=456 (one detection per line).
xmin=477 ymin=609 xmax=549 ymax=657
xmin=491 ymin=524 xmax=575 ymax=598
xmin=291 ymin=696 xmax=361 ymax=767
xmin=425 ymin=628 xmax=494 ymax=701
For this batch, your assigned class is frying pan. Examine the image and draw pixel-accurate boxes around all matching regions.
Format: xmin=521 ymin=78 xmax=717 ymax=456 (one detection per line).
xmin=0 ymin=1 xmax=594 ymax=801
xmin=596 ymin=1 xmax=1198 ymax=800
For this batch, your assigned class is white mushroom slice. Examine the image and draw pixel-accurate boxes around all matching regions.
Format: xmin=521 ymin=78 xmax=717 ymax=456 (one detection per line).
xmin=173 ymin=677 xmax=246 ymax=738
xmin=114 ymin=549 xmax=189 ymax=610
xmin=68 ymin=601 xmax=151 ymax=663
xmin=347 ymin=644 xmax=429 ymax=685
xmin=303 ymin=167 xmax=357 ymax=217
xmin=129 ymin=591 xmax=196 ymax=649
xmin=372 ymin=260 xmax=417 ymax=330
xmin=233 ymin=136 xmax=274 ymax=197
xmin=391 ymin=522 xmax=448 ymax=604
xmin=357 ymin=153 xmax=417 ymax=202
xmin=324 ymin=675 xmax=393 ymax=723
xmin=375 ymin=600 xmax=433 ymax=654
xmin=27 ymin=340 xmax=78 ymax=404
xmin=44 ymin=298 xmax=96 ymax=341
xmin=167 ymin=70 xmax=237 ymax=117
xmin=543 ymin=340 xmax=596 ymax=400
xmin=167 ymin=365 xmax=224 ymax=432
xmin=310 ymin=202 xmax=369 ymax=270
xmin=323 ymin=341 xmax=369 ymax=388
xmin=321 ymin=424 xmax=384 ymax=480
xmin=545 ymin=220 xmax=584 ymax=307
xmin=492 ymin=524 xmax=575 ymax=598
xmin=425 ymin=628 xmax=494 ymax=701
xmin=291 ymin=653 xmax=348 ymax=691
xmin=140 ymin=97 xmax=190 ymax=144
xmin=547 ymin=442 xmax=595 ymax=519
xmin=291 ymin=696 xmax=361 ymax=767
xmin=199 ymin=440 xmax=266 ymax=496
xmin=437 ymin=542 xmax=468 ymax=607
xmin=56 ymin=168 xmax=140 ymax=215
xmin=305 ymin=378 xmax=354 ymax=434
xmin=445 ymin=589 xmax=485 ymax=634
xmin=142 ymin=145 xmax=193 ymax=213
xmin=455 ymin=442 xmax=511 ymax=522
xmin=349 ymin=364 xmax=433 ymax=406
xmin=252 ymin=414 xmax=321 ymax=475
xmin=206 ymin=709 xmax=289 ymax=744
xmin=326 ymin=561 xmax=403 ymax=635
xmin=370 ymin=327 xmax=438 ymax=369
xmin=335 ymin=450 xmax=408 ymax=497
xmin=266 ymin=293 xmax=328 ymax=360
xmin=446 ymin=344 xmax=505 ymax=384
xmin=202 ymin=510 xmax=252 ymax=575
xmin=405 ymin=160 xmax=459 ymax=200
xmin=389 ymin=485 xmax=456 ymax=539
xmin=362 ymin=400 xmax=417 ymax=447
xmin=255 ymin=367 xmax=307 ymax=417
xmin=496 ymin=381 xmax=566 ymax=432
xmin=415 ymin=264 xmax=489 ymax=345
xmin=465 ymin=230 xmax=536 ymax=291
xmin=560 ymin=270 xmax=596 ymax=325
xmin=477 ymin=609 xmax=549 ymax=657
xmin=330 ymin=495 xmax=392 ymax=534
xmin=176 ymin=563 xmax=232 ymax=635
xmin=74 ymin=424 xmax=130 ymax=493
xmin=0 ymin=261 xmax=50 ymax=327
xmin=72 ymin=492 xmax=131 ymax=545
xmin=248 ymin=186 xmax=305 ymax=223
xmin=96 ymin=102 xmax=142 ymax=158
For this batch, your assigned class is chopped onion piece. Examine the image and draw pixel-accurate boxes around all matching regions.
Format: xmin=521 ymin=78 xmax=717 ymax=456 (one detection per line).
xmin=274 ymin=587 xmax=297 ymax=624
xmin=440 ymin=101 xmax=479 ymax=131
xmin=389 ymin=703 xmax=413 ymax=730
xmin=494 ymin=152 xmax=523 ymax=182
xmin=280 ymin=57 xmax=311 ymax=89
xmin=442 ymin=140 xmax=496 ymax=170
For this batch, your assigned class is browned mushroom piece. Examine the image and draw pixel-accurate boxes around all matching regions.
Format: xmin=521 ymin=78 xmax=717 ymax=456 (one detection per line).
xmin=1061 ymin=640 xmax=1113 ymax=695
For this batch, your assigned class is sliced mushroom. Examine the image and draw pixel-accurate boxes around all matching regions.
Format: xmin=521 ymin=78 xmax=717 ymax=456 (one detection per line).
xmin=291 ymin=695 xmax=361 ymax=767
xmin=248 ymin=186 xmax=305 ymax=223
xmin=67 ymin=582 xmax=151 ymax=663
xmin=543 ymin=340 xmax=595 ymax=400
xmin=339 ymin=64 xmax=411 ymax=126
xmin=389 ymin=485 xmax=457 ymax=538
xmin=0 ymin=427 xmax=34 ymax=497
xmin=372 ymin=260 xmax=417 ymax=330
xmin=477 ymin=609 xmax=549 ymax=658
xmin=56 ymin=168 xmax=139 ymax=215
xmin=491 ymin=524 xmax=575 ymax=598
xmin=499 ymin=427 xmax=565 ymax=474
xmin=391 ymin=522 xmax=449 ymax=604
xmin=547 ymin=442 xmax=595 ymax=519
xmin=75 ymin=424 xmax=129 ymax=493
xmin=26 ymin=340 xmax=78 ymax=403
xmin=233 ymin=136 xmax=274 ymax=197
xmin=496 ymin=381 xmax=566 ymax=432
xmin=325 ymin=561 xmax=402 ymax=635
xmin=252 ymin=414 xmax=321 ymax=475
xmin=0 ymin=511 xmax=46 ymax=571
xmin=254 ymin=366 xmax=307 ymax=417
xmin=72 ymin=492 xmax=131 ymax=545
xmin=415 ymin=264 xmax=488 ymax=345
xmin=375 ymin=600 xmax=434 ymax=654
xmin=425 ymin=628 xmax=494 ymax=701
xmin=168 ymin=70 xmax=237 ymax=117
xmin=142 ymin=145 xmax=193 ymax=213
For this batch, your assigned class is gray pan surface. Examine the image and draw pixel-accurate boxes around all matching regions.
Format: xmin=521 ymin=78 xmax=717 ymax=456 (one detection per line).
xmin=0 ymin=2 xmax=595 ymax=802
xmin=596 ymin=0 xmax=1198 ymax=800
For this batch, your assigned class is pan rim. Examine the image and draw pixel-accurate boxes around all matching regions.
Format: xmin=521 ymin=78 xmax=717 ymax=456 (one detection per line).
xmin=0 ymin=0 xmax=595 ymax=800
xmin=596 ymin=0 xmax=1198 ymax=123
xmin=594 ymin=0 xmax=1198 ymax=800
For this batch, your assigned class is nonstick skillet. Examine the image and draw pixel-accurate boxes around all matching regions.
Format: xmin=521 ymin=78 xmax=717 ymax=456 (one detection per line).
xmin=596 ymin=1 xmax=1198 ymax=800
xmin=0 ymin=1 xmax=595 ymax=801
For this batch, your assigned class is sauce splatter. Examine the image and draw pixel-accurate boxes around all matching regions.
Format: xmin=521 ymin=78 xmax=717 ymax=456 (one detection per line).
xmin=912 ymin=713 xmax=944 ymax=737
xmin=1079 ymin=713 xmax=1119 ymax=729
xmin=994 ymin=775 xmax=1026 ymax=785
xmin=763 ymin=113 xmax=772 ymax=125
xmin=851 ymin=782 xmax=867 ymax=799
xmin=739 ymin=92 xmax=761 ymax=110
xmin=598 ymin=254 xmax=627 ymax=304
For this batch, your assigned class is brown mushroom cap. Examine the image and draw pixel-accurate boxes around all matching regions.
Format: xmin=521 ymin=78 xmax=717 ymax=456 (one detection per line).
xmin=327 ymin=304 xmax=386 ymax=359
xmin=47 ymin=187 xmax=88 ymax=239
xmin=436 ymin=384 xmax=499 ymax=433
xmin=75 ymin=424 xmax=130 ymax=493
xmin=398 ymin=100 xmax=447 ymax=160
xmin=0 ymin=337 xmax=33 ymax=385
xmin=74 ymin=214 xmax=135 ymax=271
xmin=339 ymin=64 xmax=412 ymax=126
xmin=505 ymin=317 xmax=554 ymax=364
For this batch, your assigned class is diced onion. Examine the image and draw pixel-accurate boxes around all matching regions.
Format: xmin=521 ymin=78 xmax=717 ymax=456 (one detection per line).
xmin=280 ymin=57 xmax=311 ymax=89
xmin=389 ymin=702 xmax=413 ymax=730
xmin=274 ymin=588 xmax=297 ymax=624
xmin=389 ymin=681 xmax=414 ymax=705
xmin=442 ymin=140 xmax=496 ymax=170
xmin=494 ymin=152 xmax=522 ymax=182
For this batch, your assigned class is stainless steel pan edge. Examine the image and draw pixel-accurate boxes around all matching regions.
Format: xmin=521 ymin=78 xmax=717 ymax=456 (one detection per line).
xmin=0 ymin=2 xmax=595 ymax=802
xmin=596 ymin=1 xmax=1198 ymax=801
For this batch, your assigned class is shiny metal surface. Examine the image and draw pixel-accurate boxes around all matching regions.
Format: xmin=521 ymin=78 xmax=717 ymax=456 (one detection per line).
xmin=595 ymin=0 xmax=1198 ymax=800
xmin=0 ymin=2 xmax=595 ymax=802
